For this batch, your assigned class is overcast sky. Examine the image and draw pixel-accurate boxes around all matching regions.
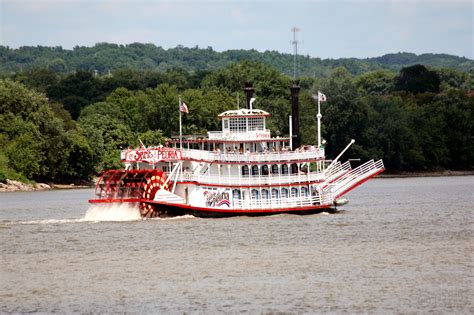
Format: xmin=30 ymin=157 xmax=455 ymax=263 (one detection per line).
xmin=1 ymin=0 xmax=472 ymax=59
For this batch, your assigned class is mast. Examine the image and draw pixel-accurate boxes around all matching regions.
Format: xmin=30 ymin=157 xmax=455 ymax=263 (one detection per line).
xmin=290 ymin=27 xmax=301 ymax=150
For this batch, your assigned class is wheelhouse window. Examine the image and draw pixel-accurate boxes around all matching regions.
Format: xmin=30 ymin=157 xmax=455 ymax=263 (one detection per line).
xmin=248 ymin=117 xmax=264 ymax=131
xmin=229 ymin=117 xmax=247 ymax=132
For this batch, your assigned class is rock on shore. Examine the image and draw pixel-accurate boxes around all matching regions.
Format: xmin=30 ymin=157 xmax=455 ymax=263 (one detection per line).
xmin=0 ymin=179 xmax=51 ymax=192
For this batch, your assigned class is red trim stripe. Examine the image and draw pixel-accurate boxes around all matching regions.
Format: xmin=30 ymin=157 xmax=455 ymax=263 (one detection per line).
xmin=144 ymin=200 xmax=332 ymax=214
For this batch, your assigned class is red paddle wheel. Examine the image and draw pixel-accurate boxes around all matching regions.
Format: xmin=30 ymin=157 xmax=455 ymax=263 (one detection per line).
xmin=90 ymin=170 xmax=171 ymax=218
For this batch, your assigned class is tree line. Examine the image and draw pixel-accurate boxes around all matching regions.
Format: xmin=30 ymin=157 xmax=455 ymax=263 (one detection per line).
xmin=1 ymin=43 xmax=473 ymax=78
xmin=0 ymin=61 xmax=472 ymax=183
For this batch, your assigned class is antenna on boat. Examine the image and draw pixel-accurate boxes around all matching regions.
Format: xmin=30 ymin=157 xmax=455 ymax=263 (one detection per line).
xmin=291 ymin=26 xmax=300 ymax=80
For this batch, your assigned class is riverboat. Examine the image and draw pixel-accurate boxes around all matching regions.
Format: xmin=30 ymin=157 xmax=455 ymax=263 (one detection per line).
xmin=89 ymin=82 xmax=384 ymax=217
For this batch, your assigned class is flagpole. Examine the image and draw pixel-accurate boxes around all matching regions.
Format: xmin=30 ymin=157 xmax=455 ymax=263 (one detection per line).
xmin=317 ymin=92 xmax=322 ymax=149
xmin=179 ymin=95 xmax=183 ymax=150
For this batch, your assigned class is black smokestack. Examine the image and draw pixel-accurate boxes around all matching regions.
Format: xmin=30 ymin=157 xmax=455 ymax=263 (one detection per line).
xmin=290 ymin=80 xmax=301 ymax=150
xmin=243 ymin=81 xmax=254 ymax=109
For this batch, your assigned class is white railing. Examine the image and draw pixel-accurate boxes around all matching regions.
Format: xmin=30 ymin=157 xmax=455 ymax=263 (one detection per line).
xmin=174 ymin=171 xmax=325 ymax=186
xmin=208 ymin=130 xmax=271 ymax=141
xmin=324 ymin=161 xmax=352 ymax=182
xmin=181 ymin=149 xmax=325 ymax=163
xmin=327 ymin=159 xmax=384 ymax=197
xmin=233 ymin=192 xmax=334 ymax=210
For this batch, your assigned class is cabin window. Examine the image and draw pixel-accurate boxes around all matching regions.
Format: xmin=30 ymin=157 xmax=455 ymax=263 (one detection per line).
xmin=241 ymin=165 xmax=249 ymax=176
xmin=251 ymin=165 xmax=259 ymax=176
xmin=271 ymin=164 xmax=279 ymax=174
xmin=261 ymin=165 xmax=269 ymax=176
xmin=248 ymin=117 xmax=264 ymax=131
xmin=281 ymin=164 xmax=289 ymax=174
xmin=291 ymin=163 xmax=299 ymax=174
xmin=271 ymin=188 xmax=280 ymax=199
xmin=251 ymin=189 xmax=260 ymax=200
xmin=281 ymin=188 xmax=289 ymax=198
xmin=262 ymin=189 xmax=270 ymax=199
xmin=301 ymin=186 xmax=309 ymax=197
xmin=223 ymin=119 xmax=229 ymax=130
xmin=291 ymin=187 xmax=299 ymax=198
xmin=229 ymin=117 xmax=247 ymax=132
xmin=232 ymin=189 xmax=241 ymax=200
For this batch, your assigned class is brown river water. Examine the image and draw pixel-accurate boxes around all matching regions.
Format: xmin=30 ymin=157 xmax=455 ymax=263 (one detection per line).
xmin=1 ymin=176 xmax=473 ymax=313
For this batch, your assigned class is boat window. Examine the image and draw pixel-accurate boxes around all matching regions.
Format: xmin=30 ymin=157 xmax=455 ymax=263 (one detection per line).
xmin=301 ymin=186 xmax=309 ymax=197
xmin=261 ymin=165 xmax=269 ymax=175
xmin=229 ymin=117 xmax=247 ymax=132
xmin=232 ymin=189 xmax=241 ymax=200
xmin=223 ymin=119 xmax=229 ymax=130
xmin=248 ymin=117 xmax=264 ymax=131
xmin=242 ymin=165 xmax=249 ymax=176
xmin=271 ymin=164 xmax=279 ymax=175
xmin=291 ymin=163 xmax=299 ymax=174
xmin=251 ymin=165 xmax=259 ymax=176
xmin=281 ymin=188 xmax=289 ymax=198
xmin=281 ymin=164 xmax=289 ymax=174
xmin=262 ymin=189 xmax=270 ymax=199
xmin=271 ymin=188 xmax=280 ymax=199
xmin=291 ymin=187 xmax=299 ymax=198
xmin=251 ymin=189 xmax=260 ymax=200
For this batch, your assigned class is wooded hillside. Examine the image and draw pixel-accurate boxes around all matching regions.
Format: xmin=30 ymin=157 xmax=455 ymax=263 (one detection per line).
xmin=0 ymin=45 xmax=472 ymax=183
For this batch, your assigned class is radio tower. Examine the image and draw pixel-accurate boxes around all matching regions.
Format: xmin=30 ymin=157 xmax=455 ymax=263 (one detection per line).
xmin=291 ymin=27 xmax=300 ymax=80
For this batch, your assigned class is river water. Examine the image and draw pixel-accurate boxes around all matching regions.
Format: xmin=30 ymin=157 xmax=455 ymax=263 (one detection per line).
xmin=1 ymin=176 xmax=472 ymax=313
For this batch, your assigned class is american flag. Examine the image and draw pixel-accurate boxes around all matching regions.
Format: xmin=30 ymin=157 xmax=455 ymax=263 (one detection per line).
xmin=180 ymin=101 xmax=189 ymax=113
xmin=318 ymin=91 xmax=327 ymax=102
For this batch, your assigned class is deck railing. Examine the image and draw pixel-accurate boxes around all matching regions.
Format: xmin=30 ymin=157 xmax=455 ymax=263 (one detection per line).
xmin=175 ymin=171 xmax=325 ymax=186
xmin=181 ymin=148 xmax=325 ymax=163
xmin=232 ymin=192 xmax=334 ymax=209
xmin=327 ymin=159 xmax=385 ymax=198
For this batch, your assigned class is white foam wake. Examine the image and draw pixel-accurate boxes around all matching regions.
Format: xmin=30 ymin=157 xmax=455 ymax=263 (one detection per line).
xmin=83 ymin=204 xmax=142 ymax=222
xmin=10 ymin=218 xmax=85 ymax=225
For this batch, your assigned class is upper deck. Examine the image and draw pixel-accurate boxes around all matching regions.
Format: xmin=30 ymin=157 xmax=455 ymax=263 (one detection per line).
xmin=121 ymin=147 xmax=325 ymax=164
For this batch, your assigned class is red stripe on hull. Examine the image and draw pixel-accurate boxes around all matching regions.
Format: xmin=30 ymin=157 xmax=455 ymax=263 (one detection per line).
xmin=143 ymin=200 xmax=333 ymax=215
xmin=88 ymin=198 xmax=334 ymax=217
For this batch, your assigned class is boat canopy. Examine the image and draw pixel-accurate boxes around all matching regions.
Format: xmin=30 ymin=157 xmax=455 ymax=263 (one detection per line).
xmin=218 ymin=108 xmax=270 ymax=119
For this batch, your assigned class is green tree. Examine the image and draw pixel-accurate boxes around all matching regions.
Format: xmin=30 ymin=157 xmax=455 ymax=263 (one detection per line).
xmin=394 ymin=64 xmax=440 ymax=94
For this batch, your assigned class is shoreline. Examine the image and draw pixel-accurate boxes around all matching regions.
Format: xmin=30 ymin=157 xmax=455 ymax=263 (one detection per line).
xmin=1 ymin=170 xmax=473 ymax=192
xmin=378 ymin=170 xmax=474 ymax=178
xmin=0 ymin=179 xmax=94 ymax=193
